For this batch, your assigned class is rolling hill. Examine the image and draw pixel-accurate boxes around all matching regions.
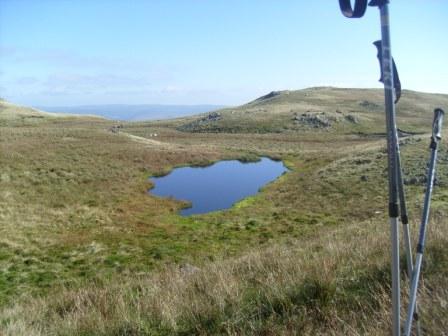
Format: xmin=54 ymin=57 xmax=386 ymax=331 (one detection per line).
xmin=0 ymin=99 xmax=101 ymax=126
xmin=153 ymin=87 xmax=448 ymax=134
xmin=0 ymin=98 xmax=65 ymax=120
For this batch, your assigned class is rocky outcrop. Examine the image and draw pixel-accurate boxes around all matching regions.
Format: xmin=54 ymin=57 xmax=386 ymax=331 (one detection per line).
xmin=359 ymin=100 xmax=381 ymax=109
xmin=293 ymin=112 xmax=336 ymax=128
xmin=344 ymin=114 xmax=359 ymax=124
xmin=109 ymin=124 xmax=123 ymax=133
xmin=177 ymin=112 xmax=222 ymax=132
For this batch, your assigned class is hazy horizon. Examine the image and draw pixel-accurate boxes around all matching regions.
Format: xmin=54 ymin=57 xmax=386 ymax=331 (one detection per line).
xmin=34 ymin=103 xmax=226 ymax=121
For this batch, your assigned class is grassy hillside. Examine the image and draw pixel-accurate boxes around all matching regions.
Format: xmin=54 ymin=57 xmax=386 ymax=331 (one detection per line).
xmin=136 ymin=87 xmax=448 ymax=135
xmin=0 ymin=99 xmax=99 ymax=126
xmin=1 ymin=89 xmax=447 ymax=334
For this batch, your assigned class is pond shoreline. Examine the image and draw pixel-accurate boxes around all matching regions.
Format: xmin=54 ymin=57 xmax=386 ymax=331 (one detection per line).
xmin=148 ymin=157 xmax=289 ymax=216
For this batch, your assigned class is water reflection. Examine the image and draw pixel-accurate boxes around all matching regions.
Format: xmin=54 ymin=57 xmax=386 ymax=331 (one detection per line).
xmin=149 ymin=157 xmax=288 ymax=216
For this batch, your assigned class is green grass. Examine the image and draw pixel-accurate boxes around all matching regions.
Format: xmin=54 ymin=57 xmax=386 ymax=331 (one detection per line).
xmin=136 ymin=87 xmax=448 ymax=135
xmin=1 ymin=89 xmax=447 ymax=334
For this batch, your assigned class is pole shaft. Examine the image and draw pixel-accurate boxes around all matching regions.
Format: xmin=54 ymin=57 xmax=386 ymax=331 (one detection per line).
xmin=396 ymin=143 xmax=422 ymax=335
xmin=404 ymin=254 xmax=423 ymax=336
xmin=390 ymin=217 xmax=401 ymax=335
xmin=378 ymin=4 xmax=401 ymax=335
xmin=396 ymin=144 xmax=413 ymax=275
xmin=404 ymin=146 xmax=438 ymax=336
xmin=417 ymin=147 xmax=438 ymax=254
xmin=380 ymin=7 xmax=399 ymax=207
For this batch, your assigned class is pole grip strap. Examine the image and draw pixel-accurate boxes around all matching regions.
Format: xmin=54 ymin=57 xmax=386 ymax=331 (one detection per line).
xmin=338 ymin=0 xmax=367 ymax=18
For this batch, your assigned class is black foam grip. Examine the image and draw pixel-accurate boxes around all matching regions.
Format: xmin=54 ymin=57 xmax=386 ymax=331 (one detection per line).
xmin=417 ymin=243 xmax=423 ymax=254
xmin=432 ymin=108 xmax=445 ymax=141
xmin=430 ymin=138 xmax=438 ymax=150
xmin=389 ymin=202 xmax=399 ymax=218
xmin=401 ymin=214 xmax=408 ymax=225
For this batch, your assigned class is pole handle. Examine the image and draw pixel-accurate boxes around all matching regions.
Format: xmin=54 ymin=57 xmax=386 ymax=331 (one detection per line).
xmin=432 ymin=108 xmax=445 ymax=142
xmin=338 ymin=0 xmax=367 ymax=18
xmin=373 ymin=40 xmax=402 ymax=103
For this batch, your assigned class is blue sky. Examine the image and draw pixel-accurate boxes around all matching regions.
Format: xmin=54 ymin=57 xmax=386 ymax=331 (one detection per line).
xmin=0 ymin=0 xmax=447 ymax=106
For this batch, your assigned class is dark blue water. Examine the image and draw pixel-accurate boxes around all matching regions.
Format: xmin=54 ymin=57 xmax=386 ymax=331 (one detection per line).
xmin=149 ymin=157 xmax=288 ymax=216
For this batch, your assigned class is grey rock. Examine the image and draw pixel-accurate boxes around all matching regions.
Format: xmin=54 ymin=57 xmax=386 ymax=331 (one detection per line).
xmin=179 ymin=263 xmax=201 ymax=276
xmin=345 ymin=114 xmax=359 ymax=124
xmin=294 ymin=112 xmax=332 ymax=128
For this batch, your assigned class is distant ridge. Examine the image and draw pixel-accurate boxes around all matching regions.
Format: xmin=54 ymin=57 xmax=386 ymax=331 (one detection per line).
xmin=173 ymin=87 xmax=448 ymax=134
xmin=249 ymin=90 xmax=286 ymax=104
xmin=36 ymin=104 xmax=227 ymax=121
xmin=0 ymin=99 xmax=67 ymax=120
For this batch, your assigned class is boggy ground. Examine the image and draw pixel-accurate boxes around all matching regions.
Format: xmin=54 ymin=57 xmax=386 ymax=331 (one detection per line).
xmin=1 ymin=90 xmax=447 ymax=334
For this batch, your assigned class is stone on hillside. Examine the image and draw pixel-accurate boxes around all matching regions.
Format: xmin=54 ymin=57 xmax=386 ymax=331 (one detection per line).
xmin=293 ymin=112 xmax=333 ymax=128
xmin=179 ymin=263 xmax=201 ymax=276
xmin=345 ymin=114 xmax=359 ymax=124
xmin=359 ymin=100 xmax=380 ymax=109
xmin=207 ymin=111 xmax=221 ymax=121
xmin=177 ymin=111 xmax=222 ymax=132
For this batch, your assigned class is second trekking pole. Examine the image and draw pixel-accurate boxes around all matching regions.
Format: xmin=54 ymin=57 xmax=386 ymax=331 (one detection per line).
xmin=404 ymin=108 xmax=445 ymax=336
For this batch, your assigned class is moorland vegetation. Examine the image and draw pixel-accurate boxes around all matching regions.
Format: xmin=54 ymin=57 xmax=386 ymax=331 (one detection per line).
xmin=1 ymin=87 xmax=447 ymax=334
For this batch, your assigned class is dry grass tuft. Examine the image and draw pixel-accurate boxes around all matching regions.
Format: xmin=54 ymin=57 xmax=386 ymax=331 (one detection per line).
xmin=2 ymin=217 xmax=447 ymax=335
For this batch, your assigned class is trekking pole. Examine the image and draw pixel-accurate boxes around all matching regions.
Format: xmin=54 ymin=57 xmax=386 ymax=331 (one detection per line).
xmin=338 ymin=1 xmax=402 ymax=334
xmin=404 ymin=108 xmax=445 ymax=336
xmin=375 ymin=39 xmax=421 ymax=336
xmin=370 ymin=2 xmax=401 ymax=334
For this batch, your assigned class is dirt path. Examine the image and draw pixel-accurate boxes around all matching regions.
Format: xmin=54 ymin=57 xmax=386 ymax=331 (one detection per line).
xmin=120 ymin=132 xmax=177 ymax=149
